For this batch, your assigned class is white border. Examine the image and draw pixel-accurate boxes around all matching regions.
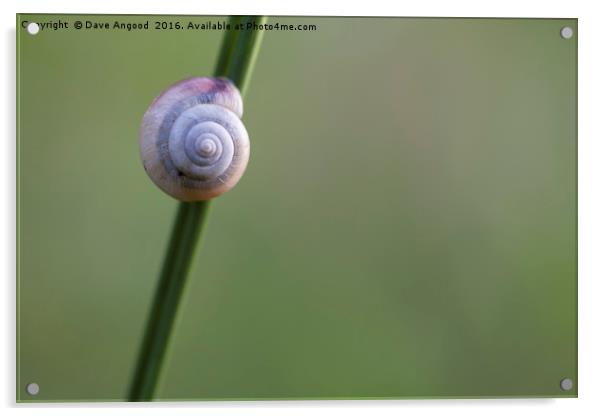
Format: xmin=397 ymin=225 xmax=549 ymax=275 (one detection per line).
xmin=3 ymin=1 xmax=601 ymax=415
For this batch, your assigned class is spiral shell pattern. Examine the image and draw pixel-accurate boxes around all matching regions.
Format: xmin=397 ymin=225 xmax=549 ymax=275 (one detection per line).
xmin=139 ymin=77 xmax=249 ymax=201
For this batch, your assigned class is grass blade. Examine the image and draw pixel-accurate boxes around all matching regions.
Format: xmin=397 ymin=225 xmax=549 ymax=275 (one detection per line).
xmin=128 ymin=15 xmax=267 ymax=401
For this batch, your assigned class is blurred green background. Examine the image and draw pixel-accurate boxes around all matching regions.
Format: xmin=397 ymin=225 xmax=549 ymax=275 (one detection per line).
xmin=17 ymin=15 xmax=577 ymax=401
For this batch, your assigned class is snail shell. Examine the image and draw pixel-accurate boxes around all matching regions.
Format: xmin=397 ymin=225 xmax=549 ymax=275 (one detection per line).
xmin=139 ymin=77 xmax=250 ymax=201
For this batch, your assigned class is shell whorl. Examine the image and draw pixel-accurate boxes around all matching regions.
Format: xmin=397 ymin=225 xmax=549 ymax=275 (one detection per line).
xmin=139 ymin=77 xmax=250 ymax=201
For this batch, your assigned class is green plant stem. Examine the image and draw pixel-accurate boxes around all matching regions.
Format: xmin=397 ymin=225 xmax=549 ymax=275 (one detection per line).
xmin=128 ymin=15 xmax=267 ymax=402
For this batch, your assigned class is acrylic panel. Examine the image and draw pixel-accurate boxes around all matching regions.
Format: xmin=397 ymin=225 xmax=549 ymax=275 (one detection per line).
xmin=16 ymin=14 xmax=577 ymax=402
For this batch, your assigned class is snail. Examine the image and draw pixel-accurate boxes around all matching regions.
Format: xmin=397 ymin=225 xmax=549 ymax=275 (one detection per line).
xmin=139 ymin=77 xmax=250 ymax=201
